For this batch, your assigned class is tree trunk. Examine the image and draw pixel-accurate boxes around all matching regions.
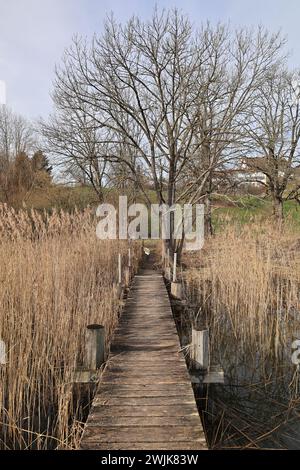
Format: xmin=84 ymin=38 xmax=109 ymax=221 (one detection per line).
xmin=272 ymin=194 xmax=284 ymax=222
xmin=167 ymin=160 xmax=177 ymax=256
xmin=204 ymin=194 xmax=213 ymax=236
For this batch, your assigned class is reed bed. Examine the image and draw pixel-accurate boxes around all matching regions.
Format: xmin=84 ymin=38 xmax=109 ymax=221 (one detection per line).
xmin=183 ymin=220 xmax=300 ymax=448
xmin=0 ymin=204 xmax=140 ymax=449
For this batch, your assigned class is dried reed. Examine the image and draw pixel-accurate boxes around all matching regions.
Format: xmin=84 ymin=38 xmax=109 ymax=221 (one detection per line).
xmin=0 ymin=204 xmax=140 ymax=449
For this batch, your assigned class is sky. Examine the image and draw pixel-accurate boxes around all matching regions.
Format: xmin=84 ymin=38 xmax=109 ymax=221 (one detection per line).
xmin=1 ymin=0 xmax=300 ymax=120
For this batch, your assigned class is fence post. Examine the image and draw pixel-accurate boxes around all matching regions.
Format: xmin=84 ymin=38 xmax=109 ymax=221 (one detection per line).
xmin=118 ymin=253 xmax=122 ymax=285
xmin=84 ymin=324 xmax=105 ymax=370
xmin=164 ymin=247 xmax=170 ymax=280
xmin=124 ymin=266 xmax=131 ymax=287
xmin=173 ymin=252 xmax=177 ymax=283
xmin=170 ymin=252 xmax=182 ymax=298
xmin=128 ymin=247 xmax=131 ymax=268
xmin=0 ymin=339 xmax=6 ymax=365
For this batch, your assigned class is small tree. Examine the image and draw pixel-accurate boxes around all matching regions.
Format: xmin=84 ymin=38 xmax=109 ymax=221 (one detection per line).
xmin=0 ymin=107 xmax=35 ymax=202
xmin=31 ymin=151 xmax=52 ymax=188
xmin=14 ymin=152 xmax=34 ymax=191
xmin=40 ymin=108 xmax=108 ymax=202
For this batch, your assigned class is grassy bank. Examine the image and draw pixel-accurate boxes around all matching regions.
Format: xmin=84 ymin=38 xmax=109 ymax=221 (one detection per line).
xmin=212 ymin=196 xmax=300 ymax=230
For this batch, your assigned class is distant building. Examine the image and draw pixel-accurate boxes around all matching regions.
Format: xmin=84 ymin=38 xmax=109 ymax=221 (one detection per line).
xmin=213 ymin=156 xmax=300 ymax=190
xmin=233 ymin=157 xmax=296 ymax=187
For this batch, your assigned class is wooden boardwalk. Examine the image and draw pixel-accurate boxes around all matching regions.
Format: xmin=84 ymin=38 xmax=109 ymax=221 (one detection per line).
xmin=80 ymin=263 xmax=207 ymax=450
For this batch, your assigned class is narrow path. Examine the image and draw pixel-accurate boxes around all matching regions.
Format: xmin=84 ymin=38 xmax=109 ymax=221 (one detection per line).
xmin=80 ymin=260 xmax=207 ymax=450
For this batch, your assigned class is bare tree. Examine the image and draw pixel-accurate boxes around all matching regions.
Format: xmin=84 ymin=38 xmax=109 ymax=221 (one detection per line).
xmin=242 ymin=69 xmax=300 ymax=221
xmin=40 ymin=107 xmax=109 ymax=202
xmin=180 ymin=25 xmax=285 ymax=234
xmin=0 ymin=106 xmax=34 ymax=163
xmin=0 ymin=106 xmax=35 ymax=201
xmin=49 ymin=9 xmax=286 ymax=253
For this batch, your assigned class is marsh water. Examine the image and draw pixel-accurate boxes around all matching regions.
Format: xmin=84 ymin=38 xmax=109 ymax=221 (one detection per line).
xmin=202 ymin=361 xmax=300 ymax=449
xmin=171 ymin=298 xmax=300 ymax=449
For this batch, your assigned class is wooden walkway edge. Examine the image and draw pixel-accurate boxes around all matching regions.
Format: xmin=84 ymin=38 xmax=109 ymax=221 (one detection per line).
xmin=80 ymin=263 xmax=207 ymax=450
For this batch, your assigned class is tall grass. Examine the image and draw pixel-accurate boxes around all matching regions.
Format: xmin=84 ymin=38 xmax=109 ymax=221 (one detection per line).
xmin=184 ymin=221 xmax=300 ymax=448
xmin=0 ymin=204 xmax=140 ymax=449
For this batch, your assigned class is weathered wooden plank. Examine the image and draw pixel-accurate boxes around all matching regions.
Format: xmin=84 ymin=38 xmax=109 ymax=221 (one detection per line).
xmin=96 ymin=390 xmax=194 ymax=398
xmin=112 ymin=334 xmax=178 ymax=341
xmin=107 ymin=363 xmax=187 ymax=370
xmin=104 ymin=367 xmax=190 ymax=377
xmin=81 ymin=441 xmax=206 ymax=450
xmin=89 ymin=404 xmax=198 ymax=417
xmin=109 ymin=353 xmax=185 ymax=362
xmin=98 ymin=383 xmax=191 ymax=392
xmin=82 ymin=425 xmax=204 ymax=443
xmin=93 ymin=396 xmax=196 ymax=406
xmin=86 ymin=415 xmax=200 ymax=427
xmin=97 ymin=384 xmax=193 ymax=397
xmin=107 ymin=359 xmax=186 ymax=367
xmin=101 ymin=376 xmax=189 ymax=385
xmin=97 ymin=379 xmax=194 ymax=397
xmin=110 ymin=345 xmax=180 ymax=352
xmin=111 ymin=341 xmax=179 ymax=348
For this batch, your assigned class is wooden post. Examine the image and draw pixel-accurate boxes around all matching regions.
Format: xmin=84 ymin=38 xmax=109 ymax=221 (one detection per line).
xmin=118 ymin=253 xmax=122 ymax=284
xmin=164 ymin=247 xmax=170 ymax=279
xmin=170 ymin=252 xmax=182 ymax=298
xmin=0 ymin=339 xmax=6 ymax=365
xmin=127 ymin=246 xmax=133 ymax=279
xmin=171 ymin=281 xmax=182 ymax=299
xmin=173 ymin=252 xmax=177 ymax=283
xmin=165 ymin=266 xmax=171 ymax=280
xmin=84 ymin=324 xmax=105 ymax=370
xmin=124 ymin=266 xmax=131 ymax=287
xmin=117 ymin=283 xmax=123 ymax=299
xmin=128 ymin=247 xmax=131 ymax=268
xmin=191 ymin=327 xmax=209 ymax=370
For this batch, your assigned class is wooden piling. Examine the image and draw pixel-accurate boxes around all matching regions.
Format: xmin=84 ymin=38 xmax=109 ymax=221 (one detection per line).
xmin=0 ymin=339 xmax=6 ymax=365
xmin=173 ymin=252 xmax=177 ymax=283
xmin=166 ymin=248 xmax=170 ymax=268
xmin=128 ymin=247 xmax=131 ymax=268
xmin=165 ymin=266 xmax=171 ymax=280
xmin=171 ymin=281 xmax=182 ymax=299
xmin=124 ymin=266 xmax=131 ymax=287
xmin=191 ymin=327 xmax=209 ymax=370
xmin=118 ymin=253 xmax=122 ymax=284
xmin=84 ymin=324 xmax=105 ymax=370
